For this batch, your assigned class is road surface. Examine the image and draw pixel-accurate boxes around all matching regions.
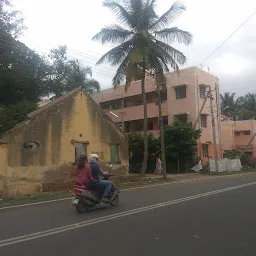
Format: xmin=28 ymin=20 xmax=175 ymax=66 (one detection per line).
xmin=1 ymin=173 xmax=256 ymax=256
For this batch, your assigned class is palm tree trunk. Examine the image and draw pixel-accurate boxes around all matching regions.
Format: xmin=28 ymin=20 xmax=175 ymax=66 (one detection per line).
xmin=156 ymin=86 xmax=167 ymax=179
xmin=140 ymin=61 xmax=148 ymax=176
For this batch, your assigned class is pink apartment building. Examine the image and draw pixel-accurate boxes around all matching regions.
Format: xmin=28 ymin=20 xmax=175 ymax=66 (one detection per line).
xmin=222 ymin=120 xmax=256 ymax=159
xmin=93 ymin=66 xmax=222 ymax=161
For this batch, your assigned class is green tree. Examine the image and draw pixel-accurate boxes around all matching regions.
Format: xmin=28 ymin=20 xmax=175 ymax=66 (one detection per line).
xmin=0 ymin=40 xmax=48 ymax=105
xmin=0 ymin=0 xmax=51 ymax=133
xmin=221 ymin=92 xmax=256 ymax=120
xmin=93 ymin=0 xmax=192 ymax=175
xmin=43 ymin=46 xmax=100 ymax=97
xmin=43 ymin=45 xmax=70 ymax=98
xmin=220 ymin=92 xmax=247 ymax=120
xmin=0 ymin=100 xmax=37 ymax=135
xmin=164 ymin=120 xmax=201 ymax=173
xmin=0 ymin=0 xmax=47 ymax=105
xmin=0 ymin=0 xmax=25 ymax=38
xmin=128 ymin=132 xmax=160 ymax=172
xmin=220 ymin=92 xmax=237 ymax=113
xmin=239 ymin=93 xmax=256 ymax=120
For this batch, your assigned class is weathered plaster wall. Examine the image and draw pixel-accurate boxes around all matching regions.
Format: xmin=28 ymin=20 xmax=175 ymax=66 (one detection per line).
xmin=1 ymin=90 xmax=128 ymax=196
xmin=0 ymin=142 xmax=8 ymax=196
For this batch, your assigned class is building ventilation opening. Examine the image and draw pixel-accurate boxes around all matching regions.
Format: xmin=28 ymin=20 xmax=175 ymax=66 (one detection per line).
xmin=23 ymin=141 xmax=40 ymax=151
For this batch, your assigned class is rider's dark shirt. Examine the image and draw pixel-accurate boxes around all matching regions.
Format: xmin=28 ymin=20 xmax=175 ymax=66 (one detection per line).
xmin=90 ymin=162 xmax=104 ymax=182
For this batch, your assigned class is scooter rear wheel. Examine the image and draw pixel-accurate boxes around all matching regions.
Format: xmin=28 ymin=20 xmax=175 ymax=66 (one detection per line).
xmin=76 ymin=199 xmax=90 ymax=213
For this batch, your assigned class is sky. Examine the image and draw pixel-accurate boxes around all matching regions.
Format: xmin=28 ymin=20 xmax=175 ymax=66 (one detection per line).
xmin=12 ymin=0 xmax=256 ymax=96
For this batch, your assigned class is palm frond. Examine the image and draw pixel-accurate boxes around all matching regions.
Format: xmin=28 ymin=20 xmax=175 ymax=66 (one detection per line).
xmin=103 ymin=0 xmax=133 ymax=27
xmin=155 ymin=27 xmax=192 ymax=45
xmin=92 ymin=24 xmax=134 ymax=45
xmin=146 ymin=52 xmax=170 ymax=73
xmin=138 ymin=0 xmax=158 ymax=29
xmin=96 ymin=39 xmax=133 ymax=66
xmin=130 ymin=0 xmax=143 ymax=12
xmin=153 ymin=60 xmax=167 ymax=89
xmin=112 ymin=56 xmax=129 ymax=87
xmin=154 ymin=40 xmax=186 ymax=67
xmin=127 ymin=0 xmax=144 ymax=29
xmin=149 ymin=1 xmax=186 ymax=31
xmin=112 ymin=56 xmax=143 ymax=89
xmin=243 ymin=93 xmax=256 ymax=111
xmin=145 ymin=0 xmax=158 ymax=22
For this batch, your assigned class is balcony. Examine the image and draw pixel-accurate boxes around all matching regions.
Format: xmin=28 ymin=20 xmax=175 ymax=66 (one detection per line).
xmin=235 ymin=144 xmax=253 ymax=151
xmin=104 ymin=102 xmax=168 ymax=122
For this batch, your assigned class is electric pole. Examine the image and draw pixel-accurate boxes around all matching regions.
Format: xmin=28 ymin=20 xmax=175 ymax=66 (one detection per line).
xmin=209 ymin=86 xmax=219 ymax=172
xmin=120 ymin=97 xmax=125 ymax=132
xmin=193 ymin=90 xmax=210 ymax=129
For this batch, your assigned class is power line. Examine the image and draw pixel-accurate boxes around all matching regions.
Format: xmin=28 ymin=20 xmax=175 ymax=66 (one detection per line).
xmin=0 ymin=38 xmax=117 ymax=75
xmin=200 ymin=9 xmax=256 ymax=65
xmin=2 ymin=5 xmax=254 ymax=97
xmin=181 ymin=8 xmax=256 ymax=81
xmin=0 ymin=40 xmax=116 ymax=79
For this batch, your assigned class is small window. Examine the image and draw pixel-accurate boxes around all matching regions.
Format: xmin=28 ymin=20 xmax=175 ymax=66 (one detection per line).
xmin=199 ymin=86 xmax=206 ymax=99
xmin=201 ymin=115 xmax=207 ymax=128
xmin=175 ymin=85 xmax=186 ymax=99
xmin=175 ymin=115 xmax=188 ymax=122
xmin=163 ymin=117 xmax=168 ymax=126
xmin=148 ymin=119 xmax=154 ymax=130
xmin=244 ymin=130 xmax=251 ymax=135
xmin=202 ymin=144 xmax=209 ymax=157
xmin=235 ymin=132 xmax=240 ymax=136
xmin=110 ymin=144 xmax=120 ymax=164
xmin=74 ymin=142 xmax=88 ymax=162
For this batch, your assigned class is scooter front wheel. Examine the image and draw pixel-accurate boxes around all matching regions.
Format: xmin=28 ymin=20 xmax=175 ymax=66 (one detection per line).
xmin=109 ymin=193 xmax=119 ymax=206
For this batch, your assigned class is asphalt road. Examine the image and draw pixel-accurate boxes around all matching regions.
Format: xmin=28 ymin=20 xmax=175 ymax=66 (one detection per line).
xmin=1 ymin=173 xmax=256 ymax=256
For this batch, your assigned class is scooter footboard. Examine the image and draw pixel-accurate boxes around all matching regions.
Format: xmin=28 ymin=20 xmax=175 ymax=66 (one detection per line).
xmin=82 ymin=191 xmax=98 ymax=203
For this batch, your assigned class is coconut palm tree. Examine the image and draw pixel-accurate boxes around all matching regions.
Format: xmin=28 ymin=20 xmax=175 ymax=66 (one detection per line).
xmin=220 ymin=92 xmax=237 ymax=113
xmin=220 ymin=92 xmax=249 ymax=120
xmin=239 ymin=93 xmax=256 ymax=119
xmin=92 ymin=0 xmax=192 ymax=176
xmin=66 ymin=60 xmax=100 ymax=94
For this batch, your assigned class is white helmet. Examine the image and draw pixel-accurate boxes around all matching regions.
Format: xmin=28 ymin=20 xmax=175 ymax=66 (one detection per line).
xmin=88 ymin=154 xmax=99 ymax=163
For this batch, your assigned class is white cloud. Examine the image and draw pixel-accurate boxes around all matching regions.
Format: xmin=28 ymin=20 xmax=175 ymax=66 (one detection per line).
xmin=12 ymin=0 xmax=256 ymax=94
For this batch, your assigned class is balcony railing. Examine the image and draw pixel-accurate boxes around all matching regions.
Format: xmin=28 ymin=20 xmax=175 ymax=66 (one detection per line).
xmin=235 ymin=145 xmax=253 ymax=150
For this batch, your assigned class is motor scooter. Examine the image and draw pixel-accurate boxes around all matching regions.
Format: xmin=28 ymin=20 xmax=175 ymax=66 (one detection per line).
xmin=72 ymin=170 xmax=119 ymax=213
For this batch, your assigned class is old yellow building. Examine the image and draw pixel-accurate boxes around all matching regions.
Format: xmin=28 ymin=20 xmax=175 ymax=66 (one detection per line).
xmin=0 ymin=88 xmax=128 ymax=196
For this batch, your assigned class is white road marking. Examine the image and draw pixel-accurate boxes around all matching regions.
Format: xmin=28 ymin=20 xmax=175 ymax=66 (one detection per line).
xmin=0 ymin=181 xmax=255 ymax=248
xmin=0 ymin=197 xmax=74 ymax=211
xmin=0 ymin=174 xmax=247 ymax=211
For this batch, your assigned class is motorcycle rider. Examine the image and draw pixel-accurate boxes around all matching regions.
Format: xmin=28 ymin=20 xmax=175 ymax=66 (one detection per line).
xmin=75 ymin=154 xmax=96 ymax=190
xmin=88 ymin=154 xmax=112 ymax=203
